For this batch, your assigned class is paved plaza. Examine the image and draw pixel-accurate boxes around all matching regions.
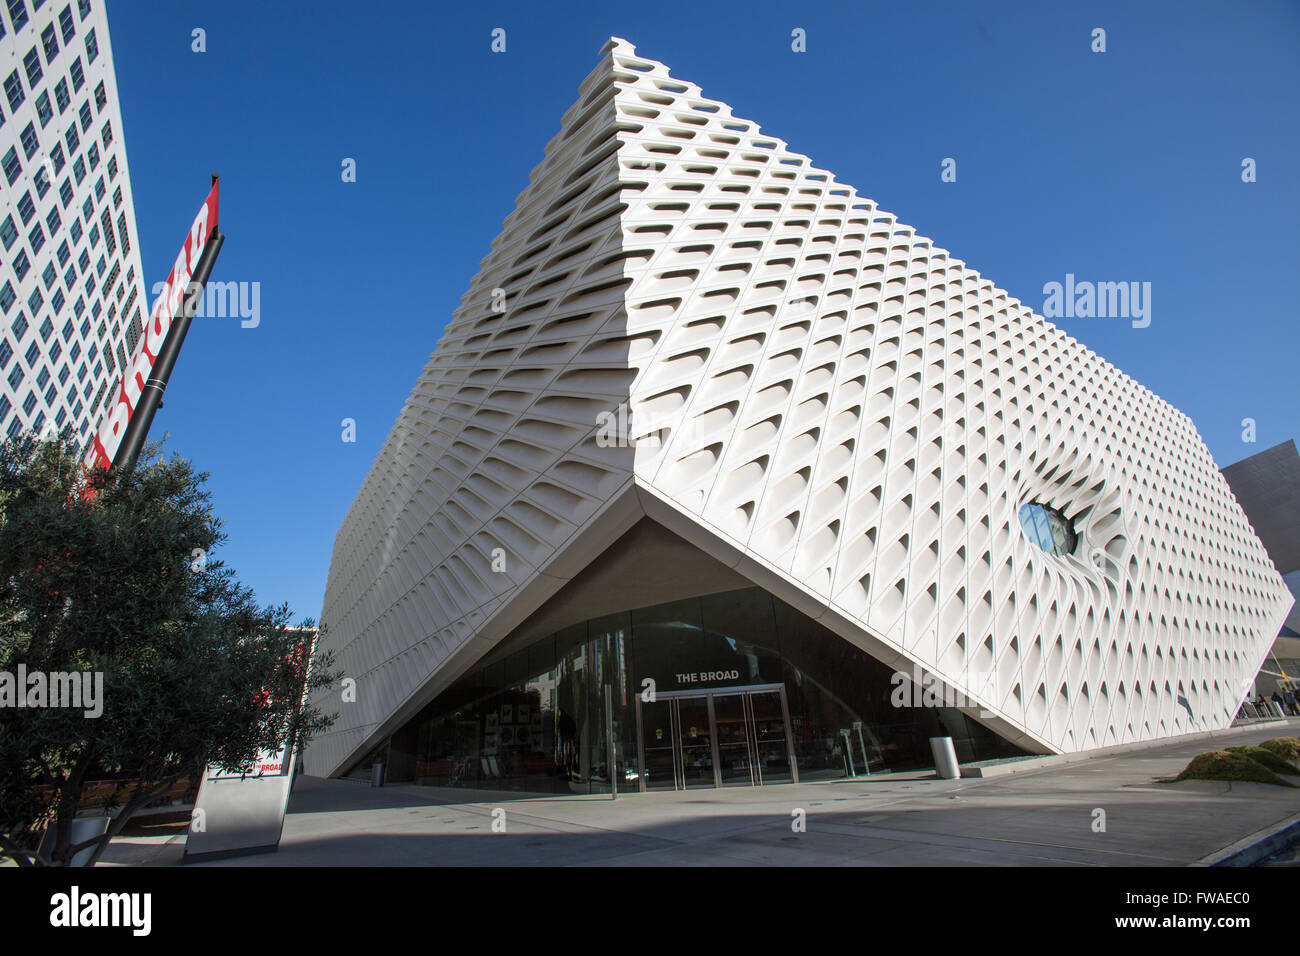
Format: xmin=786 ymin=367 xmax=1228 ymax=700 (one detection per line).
xmin=91 ymin=720 xmax=1300 ymax=867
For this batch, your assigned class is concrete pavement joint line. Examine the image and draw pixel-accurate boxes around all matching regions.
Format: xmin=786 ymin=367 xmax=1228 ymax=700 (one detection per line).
xmin=324 ymin=791 xmax=956 ymax=860
xmin=293 ymin=810 xmax=603 ymax=840
xmin=587 ymin=830 xmax=833 ymax=868
xmin=287 ymin=800 xmax=694 ymax=847
xmin=530 ymin=811 xmax=805 ymax=846
xmin=600 ymin=848 xmax=787 ymax=868
xmin=815 ymin=820 xmax=1183 ymax=865
xmin=811 ymin=836 xmax=1115 ymax=867
xmin=597 ymin=831 xmax=1110 ymax=868
xmin=469 ymin=783 xmax=979 ymax=842
xmin=440 ymin=808 xmax=685 ymax=842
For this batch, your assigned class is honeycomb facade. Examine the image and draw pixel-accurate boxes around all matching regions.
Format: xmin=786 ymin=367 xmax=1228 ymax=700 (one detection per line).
xmin=307 ymin=37 xmax=1293 ymax=779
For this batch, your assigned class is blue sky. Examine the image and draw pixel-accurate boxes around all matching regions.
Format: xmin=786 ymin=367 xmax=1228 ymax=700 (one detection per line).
xmin=104 ymin=0 xmax=1300 ymax=622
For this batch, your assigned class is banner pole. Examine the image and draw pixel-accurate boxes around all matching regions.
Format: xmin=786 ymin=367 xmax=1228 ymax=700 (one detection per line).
xmin=111 ymin=227 xmax=225 ymax=473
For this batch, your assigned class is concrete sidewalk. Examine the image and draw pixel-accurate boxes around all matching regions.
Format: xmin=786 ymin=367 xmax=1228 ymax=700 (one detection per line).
xmin=101 ymin=720 xmax=1300 ymax=867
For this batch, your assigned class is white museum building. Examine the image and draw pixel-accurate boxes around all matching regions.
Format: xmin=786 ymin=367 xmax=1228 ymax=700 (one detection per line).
xmin=305 ymin=38 xmax=1292 ymax=792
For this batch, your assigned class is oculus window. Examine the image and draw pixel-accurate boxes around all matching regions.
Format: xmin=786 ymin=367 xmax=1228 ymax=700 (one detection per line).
xmin=1018 ymin=502 xmax=1076 ymax=557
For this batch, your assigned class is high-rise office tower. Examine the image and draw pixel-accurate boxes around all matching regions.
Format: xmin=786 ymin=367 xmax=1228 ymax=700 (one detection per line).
xmin=0 ymin=0 xmax=148 ymax=449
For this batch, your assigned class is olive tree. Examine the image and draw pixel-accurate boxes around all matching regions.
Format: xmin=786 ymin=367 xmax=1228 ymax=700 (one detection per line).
xmin=0 ymin=434 xmax=336 ymax=866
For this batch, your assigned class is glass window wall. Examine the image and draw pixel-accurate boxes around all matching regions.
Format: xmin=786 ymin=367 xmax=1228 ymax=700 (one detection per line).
xmin=385 ymin=587 xmax=1026 ymax=792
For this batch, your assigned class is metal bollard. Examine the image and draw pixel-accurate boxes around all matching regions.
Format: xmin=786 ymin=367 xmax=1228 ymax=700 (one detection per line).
xmin=930 ymin=736 xmax=960 ymax=779
xmin=371 ymin=762 xmax=384 ymax=787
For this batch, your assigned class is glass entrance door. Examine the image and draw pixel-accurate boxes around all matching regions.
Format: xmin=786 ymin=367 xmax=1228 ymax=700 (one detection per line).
xmin=639 ymin=697 xmax=677 ymax=791
xmin=676 ymin=696 xmax=715 ymax=789
xmin=639 ymin=695 xmax=716 ymax=790
xmin=713 ymin=693 xmax=755 ymax=786
xmin=751 ymin=689 xmax=795 ymax=785
xmin=635 ymin=684 xmax=798 ymax=791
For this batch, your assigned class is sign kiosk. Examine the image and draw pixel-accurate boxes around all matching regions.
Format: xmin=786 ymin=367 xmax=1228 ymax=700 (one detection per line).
xmin=182 ymin=744 xmax=299 ymax=863
xmin=183 ymin=634 xmax=315 ymax=863
xmin=181 ymin=745 xmax=298 ymax=863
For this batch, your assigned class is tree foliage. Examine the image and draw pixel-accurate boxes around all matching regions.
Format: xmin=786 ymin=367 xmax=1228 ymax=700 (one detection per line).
xmin=0 ymin=434 xmax=336 ymax=866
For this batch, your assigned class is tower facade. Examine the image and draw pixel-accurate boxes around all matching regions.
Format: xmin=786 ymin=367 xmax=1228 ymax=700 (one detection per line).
xmin=308 ymin=38 xmax=1292 ymax=785
xmin=0 ymin=0 xmax=148 ymax=450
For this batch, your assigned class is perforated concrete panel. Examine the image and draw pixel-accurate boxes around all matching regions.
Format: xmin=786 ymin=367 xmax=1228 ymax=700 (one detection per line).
xmin=307 ymin=38 xmax=1293 ymax=777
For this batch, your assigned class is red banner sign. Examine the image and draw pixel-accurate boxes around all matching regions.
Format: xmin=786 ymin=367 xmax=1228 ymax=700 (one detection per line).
xmin=83 ymin=180 xmax=219 ymax=471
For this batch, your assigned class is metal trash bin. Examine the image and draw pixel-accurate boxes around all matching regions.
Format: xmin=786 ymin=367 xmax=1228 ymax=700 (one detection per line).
xmin=371 ymin=762 xmax=384 ymax=788
xmin=929 ymin=736 xmax=960 ymax=779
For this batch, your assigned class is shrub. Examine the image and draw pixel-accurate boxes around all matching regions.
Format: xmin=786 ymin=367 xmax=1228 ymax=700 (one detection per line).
xmin=1258 ymin=737 xmax=1300 ymax=762
xmin=1225 ymin=745 xmax=1300 ymax=776
xmin=1173 ymin=750 xmax=1294 ymax=787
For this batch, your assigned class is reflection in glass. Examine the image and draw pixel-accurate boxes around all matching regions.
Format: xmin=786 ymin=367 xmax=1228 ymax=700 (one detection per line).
xmin=713 ymin=694 xmax=753 ymax=786
xmin=640 ymin=697 xmax=678 ymax=791
xmin=392 ymin=586 xmax=1025 ymax=793
xmin=750 ymin=690 xmax=794 ymax=784
xmin=677 ymin=696 xmax=715 ymax=789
